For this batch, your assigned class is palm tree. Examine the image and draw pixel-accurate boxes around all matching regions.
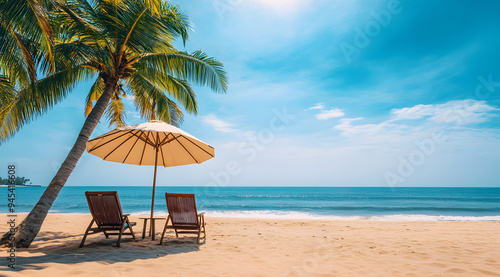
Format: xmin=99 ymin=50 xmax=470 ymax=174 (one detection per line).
xmin=0 ymin=0 xmax=227 ymax=247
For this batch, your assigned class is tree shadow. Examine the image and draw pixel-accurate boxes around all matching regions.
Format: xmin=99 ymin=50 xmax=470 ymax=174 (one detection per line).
xmin=0 ymin=230 xmax=205 ymax=272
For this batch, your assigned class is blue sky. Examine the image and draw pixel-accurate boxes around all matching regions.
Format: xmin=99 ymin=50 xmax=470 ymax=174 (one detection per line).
xmin=1 ymin=0 xmax=500 ymax=187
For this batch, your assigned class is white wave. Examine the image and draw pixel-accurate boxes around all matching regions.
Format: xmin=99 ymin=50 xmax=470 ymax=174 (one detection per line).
xmin=131 ymin=210 xmax=169 ymax=216
xmin=35 ymin=210 xmax=500 ymax=221
xmin=364 ymin=214 xmax=500 ymax=221
xmin=195 ymin=210 xmax=500 ymax=221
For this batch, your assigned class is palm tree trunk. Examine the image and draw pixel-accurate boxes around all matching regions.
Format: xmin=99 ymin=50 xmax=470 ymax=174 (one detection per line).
xmin=1 ymin=77 xmax=118 ymax=248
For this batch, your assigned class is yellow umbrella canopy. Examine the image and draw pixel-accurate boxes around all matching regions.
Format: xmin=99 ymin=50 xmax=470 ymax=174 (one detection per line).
xmin=86 ymin=120 xmax=214 ymax=167
xmin=86 ymin=120 xmax=214 ymax=236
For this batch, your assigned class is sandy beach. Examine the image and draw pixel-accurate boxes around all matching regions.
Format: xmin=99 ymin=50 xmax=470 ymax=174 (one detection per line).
xmin=0 ymin=214 xmax=498 ymax=276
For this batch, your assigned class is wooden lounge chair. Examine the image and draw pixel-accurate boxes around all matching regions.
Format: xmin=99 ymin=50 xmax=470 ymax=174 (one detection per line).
xmin=80 ymin=191 xmax=136 ymax=247
xmin=159 ymin=193 xmax=206 ymax=245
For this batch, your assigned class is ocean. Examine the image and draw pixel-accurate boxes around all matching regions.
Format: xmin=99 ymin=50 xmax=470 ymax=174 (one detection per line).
xmin=2 ymin=186 xmax=500 ymax=221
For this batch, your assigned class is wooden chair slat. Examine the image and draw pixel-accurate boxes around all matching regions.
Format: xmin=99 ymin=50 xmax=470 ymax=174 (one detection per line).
xmin=160 ymin=193 xmax=206 ymax=245
xmin=80 ymin=191 xmax=137 ymax=247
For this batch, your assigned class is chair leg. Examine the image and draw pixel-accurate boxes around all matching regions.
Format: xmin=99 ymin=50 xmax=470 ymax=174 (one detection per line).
xmin=116 ymin=233 xmax=122 ymax=247
xmin=103 ymin=231 xmax=109 ymax=238
xmin=197 ymin=229 xmax=201 ymax=244
xmin=130 ymin=228 xmax=136 ymax=241
xmin=80 ymin=229 xmax=90 ymax=248
xmin=116 ymin=222 xmax=127 ymax=247
xmin=126 ymin=218 xmax=136 ymax=241
xmin=130 ymin=229 xmax=136 ymax=241
xmin=202 ymin=216 xmax=206 ymax=238
xmin=159 ymin=216 xmax=170 ymax=245
xmin=152 ymin=219 xmax=156 ymax=240
xmin=80 ymin=219 xmax=94 ymax=248
xmin=142 ymin=218 xmax=147 ymax=239
xmin=198 ymin=214 xmax=206 ymax=239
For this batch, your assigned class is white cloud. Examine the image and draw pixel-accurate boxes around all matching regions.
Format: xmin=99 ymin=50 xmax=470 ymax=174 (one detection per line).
xmin=391 ymin=104 xmax=435 ymax=120
xmin=335 ymin=100 xmax=498 ymax=138
xmin=334 ymin=117 xmax=401 ymax=136
xmin=391 ymin=100 xmax=498 ymax=125
xmin=201 ymin=114 xmax=238 ymax=133
xmin=308 ymin=103 xmax=324 ymax=110
xmin=315 ymin=108 xmax=345 ymax=120
xmin=307 ymin=103 xmax=345 ymax=120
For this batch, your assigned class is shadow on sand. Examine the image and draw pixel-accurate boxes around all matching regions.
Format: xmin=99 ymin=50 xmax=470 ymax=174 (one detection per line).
xmin=0 ymin=230 xmax=205 ymax=272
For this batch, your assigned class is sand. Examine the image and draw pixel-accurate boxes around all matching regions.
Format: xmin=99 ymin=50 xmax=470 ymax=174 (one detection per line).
xmin=0 ymin=214 xmax=499 ymax=277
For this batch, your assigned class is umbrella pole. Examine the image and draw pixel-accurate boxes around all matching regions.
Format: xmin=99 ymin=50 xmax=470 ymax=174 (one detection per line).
xmin=150 ymin=147 xmax=159 ymax=239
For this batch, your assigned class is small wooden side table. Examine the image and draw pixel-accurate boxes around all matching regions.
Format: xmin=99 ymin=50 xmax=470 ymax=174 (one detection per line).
xmin=140 ymin=217 xmax=167 ymax=240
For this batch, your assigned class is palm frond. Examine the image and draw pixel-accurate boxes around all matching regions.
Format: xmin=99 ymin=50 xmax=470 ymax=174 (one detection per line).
xmin=0 ymin=21 xmax=39 ymax=85
xmin=158 ymin=97 xmax=183 ymax=127
xmin=104 ymin=97 xmax=126 ymax=127
xmin=0 ymin=0 xmax=55 ymax=72
xmin=128 ymin=73 xmax=184 ymax=125
xmin=158 ymin=2 xmax=191 ymax=45
xmin=131 ymin=66 xmax=197 ymax=113
xmin=54 ymin=0 xmax=103 ymax=37
xmin=101 ymin=0 xmax=175 ymax=54
xmin=53 ymin=0 xmax=111 ymax=52
xmin=12 ymin=32 xmax=38 ymax=84
xmin=143 ymin=0 xmax=162 ymax=15
xmin=117 ymin=7 xmax=148 ymax=59
xmin=0 ymin=76 xmax=16 ymax=106
xmin=85 ymin=77 xmax=104 ymax=116
xmin=53 ymin=40 xmax=110 ymax=71
xmin=0 ymin=65 xmax=94 ymax=142
xmin=139 ymin=50 xmax=228 ymax=93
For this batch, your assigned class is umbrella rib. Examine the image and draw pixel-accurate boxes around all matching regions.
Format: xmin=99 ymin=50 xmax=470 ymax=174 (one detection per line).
xmin=157 ymin=133 xmax=193 ymax=148
xmin=122 ymin=130 xmax=143 ymax=163
xmin=102 ymin=131 xmax=137 ymax=160
xmin=138 ymin=131 xmax=149 ymax=165
xmin=157 ymin=133 xmax=173 ymax=147
xmin=162 ymin=133 xmax=178 ymax=165
xmin=172 ymin=135 xmax=199 ymax=163
xmin=87 ymin=129 xmax=121 ymax=143
xmin=88 ymin=130 xmax=135 ymax=152
xmin=179 ymin=136 xmax=215 ymax=157
xmin=159 ymin=136 xmax=178 ymax=147
xmin=159 ymin=142 xmax=166 ymax=167
xmin=128 ymin=131 xmax=156 ymax=147
xmin=156 ymin=133 xmax=168 ymax=166
xmin=143 ymin=131 xmax=157 ymax=147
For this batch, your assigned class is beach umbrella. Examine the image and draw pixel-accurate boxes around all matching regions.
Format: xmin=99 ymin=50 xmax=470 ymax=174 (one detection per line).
xmin=86 ymin=120 xmax=214 ymax=237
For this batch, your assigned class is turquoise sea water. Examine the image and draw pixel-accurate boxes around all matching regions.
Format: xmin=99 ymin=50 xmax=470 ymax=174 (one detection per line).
xmin=2 ymin=186 xmax=500 ymax=221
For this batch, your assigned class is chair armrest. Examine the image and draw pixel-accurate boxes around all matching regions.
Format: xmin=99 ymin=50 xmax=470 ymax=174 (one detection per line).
xmin=198 ymin=212 xmax=205 ymax=216
xmin=123 ymin=214 xmax=130 ymax=216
